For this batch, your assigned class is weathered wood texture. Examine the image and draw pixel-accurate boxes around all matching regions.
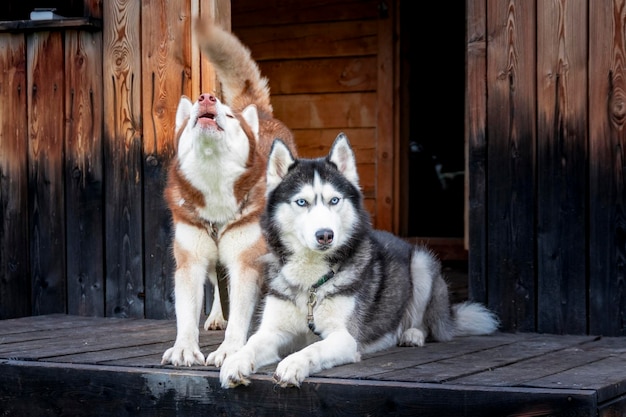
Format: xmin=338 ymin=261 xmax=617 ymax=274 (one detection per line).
xmin=588 ymin=0 xmax=626 ymax=336
xmin=3 ymin=315 xmax=626 ymax=416
xmin=232 ymin=0 xmax=394 ymax=229
xmin=65 ymin=29 xmax=104 ymax=317
xmin=0 ymin=34 xmax=29 ymax=318
xmin=536 ymin=0 xmax=587 ymax=335
xmin=467 ymin=0 xmax=626 ymax=336
xmin=486 ymin=0 xmax=537 ymax=333
xmin=28 ymin=31 xmax=67 ymax=316
xmin=0 ymin=1 xmax=223 ymax=320
xmin=102 ymin=0 xmax=144 ymax=319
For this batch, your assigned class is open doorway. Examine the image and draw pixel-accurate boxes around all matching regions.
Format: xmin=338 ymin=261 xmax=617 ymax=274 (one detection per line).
xmin=398 ymin=1 xmax=468 ymax=302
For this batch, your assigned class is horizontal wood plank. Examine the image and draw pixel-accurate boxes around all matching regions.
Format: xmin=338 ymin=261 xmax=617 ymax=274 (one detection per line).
xmin=260 ymin=57 xmax=377 ymax=95
xmin=272 ymin=92 xmax=376 ymax=129
xmin=232 ymin=0 xmax=380 ymax=28
xmin=234 ymin=20 xmax=377 ymax=60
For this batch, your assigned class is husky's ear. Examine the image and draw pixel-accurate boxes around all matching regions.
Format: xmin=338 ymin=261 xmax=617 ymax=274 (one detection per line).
xmin=329 ymin=132 xmax=359 ymax=187
xmin=267 ymin=139 xmax=296 ymax=194
xmin=241 ymin=104 xmax=260 ymax=140
xmin=175 ymin=96 xmax=193 ymax=132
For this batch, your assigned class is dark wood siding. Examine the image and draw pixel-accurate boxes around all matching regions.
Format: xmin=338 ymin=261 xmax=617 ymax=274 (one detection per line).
xmin=468 ymin=0 xmax=625 ymax=336
xmin=0 ymin=34 xmax=29 ymax=318
xmin=0 ymin=1 xmax=225 ymax=320
xmin=588 ymin=1 xmax=626 ymax=336
xmin=65 ymin=29 xmax=104 ymax=317
xmin=28 ymin=31 xmax=67 ymax=316
xmin=536 ymin=0 xmax=587 ymax=335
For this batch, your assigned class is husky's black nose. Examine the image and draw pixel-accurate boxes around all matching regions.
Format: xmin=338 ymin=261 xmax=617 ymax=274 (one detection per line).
xmin=316 ymin=229 xmax=334 ymax=245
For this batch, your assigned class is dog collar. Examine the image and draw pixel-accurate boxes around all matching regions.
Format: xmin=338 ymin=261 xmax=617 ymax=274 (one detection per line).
xmin=307 ymin=268 xmax=337 ymax=334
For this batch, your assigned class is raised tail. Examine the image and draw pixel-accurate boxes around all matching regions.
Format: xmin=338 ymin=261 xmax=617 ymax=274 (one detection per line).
xmin=451 ymin=301 xmax=500 ymax=336
xmin=194 ymin=18 xmax=272 ymax=115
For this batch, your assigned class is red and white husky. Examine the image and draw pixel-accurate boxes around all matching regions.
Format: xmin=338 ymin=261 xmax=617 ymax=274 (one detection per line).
xmin=161 ymin=18 xmax=297 ymax=367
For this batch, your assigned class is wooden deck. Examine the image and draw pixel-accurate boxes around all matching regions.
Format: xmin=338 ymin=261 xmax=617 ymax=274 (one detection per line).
xmin=0 ymin=315 xmax=625 ymax=416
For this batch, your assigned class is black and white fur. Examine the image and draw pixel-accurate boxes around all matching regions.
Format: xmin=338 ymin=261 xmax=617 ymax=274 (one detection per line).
xmin=219 ymin=133 xmax=499 ymax=388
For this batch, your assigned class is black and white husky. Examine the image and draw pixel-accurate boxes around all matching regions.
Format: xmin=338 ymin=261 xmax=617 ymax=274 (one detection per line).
xmin=219 ymin=133 xmax=499 ymax=388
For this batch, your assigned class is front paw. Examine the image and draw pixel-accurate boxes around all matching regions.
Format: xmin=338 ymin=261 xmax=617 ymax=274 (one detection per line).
xmin=273 ymin=354 xmax=310 ymax=388
xmin=161 ymin=344 xmax=204 ymax=367
xmin=206 ymin=340 xmax=243 ymax=367
xmin=219 ymin=350 xmax=255 ymax=388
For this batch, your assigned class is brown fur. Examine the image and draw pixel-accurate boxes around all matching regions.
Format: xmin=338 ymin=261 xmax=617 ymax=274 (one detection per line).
xmin=161 ymin=18 xmax=298 ymax=368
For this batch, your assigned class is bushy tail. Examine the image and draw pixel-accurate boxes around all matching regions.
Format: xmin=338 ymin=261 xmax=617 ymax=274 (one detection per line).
xmin=194 ymin=18 xmax=272 ymax=114
xmin=452 ymin=301 xmax=500 ymax=336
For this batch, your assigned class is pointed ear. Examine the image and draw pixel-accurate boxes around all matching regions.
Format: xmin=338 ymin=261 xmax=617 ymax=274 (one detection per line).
xmin=176 ymin=96 xmax=193 ymax=132
xmin=329 ymin=132 xmax=359 ymax=188
xmin=241 ymin=104 xmax=260 ymax=139
xmin=267 ymin=139 xmax=296 ymax=194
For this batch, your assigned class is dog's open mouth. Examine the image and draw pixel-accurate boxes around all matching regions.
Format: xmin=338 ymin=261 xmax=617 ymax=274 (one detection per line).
xmin=196 ymin=112 xmax=219 ymax=129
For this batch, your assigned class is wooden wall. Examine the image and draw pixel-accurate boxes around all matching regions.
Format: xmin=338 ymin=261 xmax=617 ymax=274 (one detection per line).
xmin=231 ymin=0 xmax=396 ymax=231
xmin=468 ymin=0 xmax=626 ymax=336
xmin=4 ymin=0 xmax=625 ymax=337
xmin=0 ymin=0 xmax=229 ymax=320
xmin=0 ymin=0 xmax=397 ymax=321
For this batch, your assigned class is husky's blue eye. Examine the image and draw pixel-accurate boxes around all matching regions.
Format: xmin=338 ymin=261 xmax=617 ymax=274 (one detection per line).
xmin=329 ymin=197 xmax=340 ymax=205
xmin=295 ymin=198 xmax=308 ymax=207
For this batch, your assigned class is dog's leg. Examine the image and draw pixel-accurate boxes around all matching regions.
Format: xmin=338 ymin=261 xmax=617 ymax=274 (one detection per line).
xmin=273 ymin=330 xmax=359 ymax=388
xmin=219 ymin=296 xmax=301 ymax=388
xmin=206 ymin=228 xmax=265 ymax=367
xmin=162 ymin=223 xmax=216 ymax=366
xmin=205 ymin=260 xmax=260 ymax=366
xmin=204 ymin=266 xmax=227 ymax=330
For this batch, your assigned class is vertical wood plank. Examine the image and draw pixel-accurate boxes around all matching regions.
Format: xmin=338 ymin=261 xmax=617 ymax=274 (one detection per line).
xmin=536 ymin=0 xmax=588 ymax=334
xmin=65 ymin=30 xmax=105 ymax=317
xmin=141 ymin=0 xmax=194 ymax=319
xmin=27 ymin=31 xmax=67 ymax=315
xmin=589 ymin=0 xmax=626 ymax=336
xmin=486 ymin=0 xmax=537 ymax=332
xmin=466 ymin=0 xmax=488 ymax=304
xmin=0 ymin=34 xmax=29 ymax=319
xmin=102 ymin=0 xmax=144 ymax=318
xmin=376 ymin=0 xmax=395 ymax=232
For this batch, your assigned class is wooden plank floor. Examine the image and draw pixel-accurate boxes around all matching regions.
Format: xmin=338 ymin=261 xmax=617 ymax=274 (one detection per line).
xmin=0 ymin=315 xmax=625 ymax=416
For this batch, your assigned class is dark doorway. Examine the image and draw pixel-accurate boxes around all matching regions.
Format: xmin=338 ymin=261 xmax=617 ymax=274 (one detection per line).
xmin=400 ymin=1 xmax=467 ymax=239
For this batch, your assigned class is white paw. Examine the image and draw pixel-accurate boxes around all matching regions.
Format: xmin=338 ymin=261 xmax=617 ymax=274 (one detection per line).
xmin=273 ymin=353 xmax=310 ymax=388
xmin=204 ymin=314 xmax=227 ymax=331
xmin=161 ymin=343 xmax=205 ymax=367
xmin=399 ymin=328 xmax=426 ymax=347
xmin=206 ymin=340 xmax=243 ymax=367
xmin=219 ymin=350 xmax=255 ymax=388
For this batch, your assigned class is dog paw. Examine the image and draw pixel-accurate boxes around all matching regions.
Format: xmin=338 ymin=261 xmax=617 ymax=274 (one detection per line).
xmin=206 ymin=340 xmax=243 ymax=367
xmin=219 ymin=351 xmax=255 ymax=388
xmin=272 ymin=355 xmax=309 ymax=388
xmin=204 ymin=314 xmax=227 ymax=331
xmin=161 ymin=344 xmax=205 ymax=367
xmin=398 ymin=328 xmax=426 ymax=347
